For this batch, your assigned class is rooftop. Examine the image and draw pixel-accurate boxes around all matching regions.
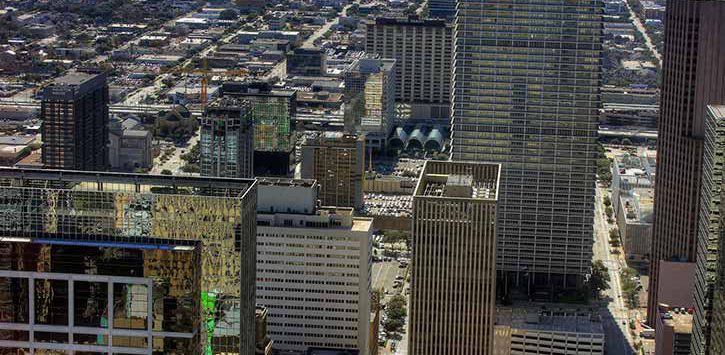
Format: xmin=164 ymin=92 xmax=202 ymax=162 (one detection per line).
xmin=496 ymin=306 xmax=605 ymax=335
xmin=415 ymin=161 xmax=500 ymax=201
xmin=53 ymin=71 xmax=100 ymax=86
xmin=0 ymin=168 xmax=255 ymax=198
xmin=256 ymin=177 xmax=316 ymax=188
xmin=661 ymin=309 xmax=693 ymax=334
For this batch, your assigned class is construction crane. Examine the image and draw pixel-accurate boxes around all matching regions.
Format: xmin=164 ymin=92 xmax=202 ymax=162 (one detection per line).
xmin=163 ymin=57 xmax=247 ymax=109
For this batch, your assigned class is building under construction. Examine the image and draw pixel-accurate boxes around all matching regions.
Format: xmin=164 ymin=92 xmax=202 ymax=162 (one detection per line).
xmin=200 ymin=97 xmax=255 ymax=178
xmin=221 ymin=82 xmax=296 ymax=176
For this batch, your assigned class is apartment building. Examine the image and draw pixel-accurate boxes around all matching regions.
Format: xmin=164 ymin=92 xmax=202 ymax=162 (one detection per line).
xmin=365 ymin=17 xmax=452 ymax=120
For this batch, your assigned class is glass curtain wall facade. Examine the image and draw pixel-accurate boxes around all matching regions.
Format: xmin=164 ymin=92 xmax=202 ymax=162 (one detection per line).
xmin=693 ymin=105 xmax=725 ymax=355
xmin=450 ymin=0 xmax=603 ymax=291
xmin=0 ymin=168 xmax=257 ymax=355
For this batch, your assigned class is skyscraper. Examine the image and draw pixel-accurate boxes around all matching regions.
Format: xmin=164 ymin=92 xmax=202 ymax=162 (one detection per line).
xmin=0 ymin=168 xmax=258 ymax=354
xmin=343 ymin=56 xmax=396 ymax=150
xmin=200 ymin=97 xmax=255 ymax=178
xmin=220 ymin=81 xmax=297 ymax=177
xmin=409 ymin=161 xmax=500 ymax=354
xmin=255 ymin=178 xmax=372 ymax=353
xmin=365 ymin=17 xmax=453 ymax=120
xmin=428 ymin=0 xmax=456 ymax=20
xmin=649 ymin=0 xmax=725 ymax=330
xmin=693 ymin=105 xmax=725 ymax=355
xmin=41 ymin=71 xmax=109 ymax=171
xmin=450 ymin=0 xmax=603 ymax=291
xmin=301 ymin=132 xmax=364 ymax=210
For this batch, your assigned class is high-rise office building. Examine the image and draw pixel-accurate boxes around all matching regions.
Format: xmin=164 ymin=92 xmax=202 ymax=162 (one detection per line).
xmin=0 ymin=168 xmax=257 ymax=354
xmin=365 ymin=17 xmax=452 ymax=120
xmin=409 ymin=161 xmax=500 ymax=354
xmin=450 ymin=0 xmax=603 ymax=291
xmin=694 ymin=105 xmax=725 ymax=355
xmin=649 ymin=0 xmax=725 ymax=330
xmin=255 ymin=178 xmax=372 ymax=353
xmin=343 ymin=56 xmax=396 ymax=150
xmin=200 ymin=97 xmax=255 ymax=178
xmin=428 ymin=0 xmax=456 ymax=20
xmin=41 ymin=71 xmax=109 ymax=171
xmin=286 ymin=48 xmax=327 ymax=77
xmin=301 ymin=132 xmax=364 ymax=210
xmin=221 ymin=82 xmax=297 ymax=177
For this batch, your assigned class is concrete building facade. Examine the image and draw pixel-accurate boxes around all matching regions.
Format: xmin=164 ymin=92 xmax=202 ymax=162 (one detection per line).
xmin=41 ymin=71 xmax=109 ymax=171
xmin=409 ymin=161 xmax=500 ymax=354
xmin=343 ymin=57 xmax=396 ymax=150
xmin=365 ymin=17 xmax=452 ymax=120
xmin=255 ymin=178 xmax=372 ymax=354
xmin=649 ymin=0 xmax=725 ymax=333
xmin=450 ymin=0 xmax=603 ymax=292
xmin=493 ymin=307 xmax=605 ymax=355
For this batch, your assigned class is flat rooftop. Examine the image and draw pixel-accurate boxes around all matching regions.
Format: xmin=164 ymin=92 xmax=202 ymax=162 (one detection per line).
xmin=53 ymin=71 xmax=99 ymax=86
xmin=256 ymin=177 xmax=316 ymax=187
xmin=497 ymin=306 xmax=605 ymax=335
xmin=0 ymin=168 xmax=255 ymax=198
xmin=415 ymin=161 xmax=499 ymax=201
xmin=660 ymin=309 xmax=694 ymax=334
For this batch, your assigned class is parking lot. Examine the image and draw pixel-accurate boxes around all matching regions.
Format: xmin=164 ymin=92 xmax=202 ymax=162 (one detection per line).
xmin=364 ymin=193 xmax=412 ymax=217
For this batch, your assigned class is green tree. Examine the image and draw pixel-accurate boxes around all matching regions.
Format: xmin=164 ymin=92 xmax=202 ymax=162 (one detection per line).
xmin=605 ymin=205 xmax=614 ymax=219
xmin=219 ymin=9 xmax=238 ymax=20
xmin=609 ymin=228 xmax=621 ymax=247
xmin=603 ymin=195 xmax=611 ymax=207
xmin=383 ymin=295 xmax=407 ymax=336
xmin=589 ymin=260 xmax=611 ymax=292
xmin=161 ymin=169 xmax=173 ymax=175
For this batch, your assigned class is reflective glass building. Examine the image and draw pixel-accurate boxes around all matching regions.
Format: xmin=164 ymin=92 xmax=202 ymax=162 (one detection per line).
xmin=0 ymin=168 xmax=257 ymax=354
xmin=450 ymin=0 xmax=603 ymax=291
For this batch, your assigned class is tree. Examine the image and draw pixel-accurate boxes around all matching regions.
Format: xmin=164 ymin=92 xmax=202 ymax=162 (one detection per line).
xmin=605 ymin=205 xmax=614 ymax=219
xmin=383 ymin=295 xmax=407 ymax=337
xmin=161 ymin=169 xmax=173 ymax=175
xmin=589 ymin=260 xmax=611 ymax=293
xmin=603 ymin=195 xmax=611 ymax=207
xmin=219 ymin=9 xmax=238 ymax=21
xmin=609 ymin=228 xmax=621 ymax=247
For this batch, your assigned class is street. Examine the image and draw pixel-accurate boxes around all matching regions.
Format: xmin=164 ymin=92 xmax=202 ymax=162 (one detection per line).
xmin=594 ymin=185 xmax=636 ymax=354
xmin=623 ymin=0 xmax=662 ymax=63
xmin=264 ymin=0 xmax=361 ymax=80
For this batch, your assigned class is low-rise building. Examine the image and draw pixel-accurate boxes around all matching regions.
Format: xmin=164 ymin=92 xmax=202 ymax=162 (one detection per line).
xmin=108 ymin=116 xmax=153 ymax=171
xmin=255 ymin=178 xmax=372 ymax=354
xmin=612 ymin=152 xmax=656 ymax=266
xmin=494 ymin=306 xmax=605 ymax=355
xmin=655 ymin=305 xmax=693 ymax=355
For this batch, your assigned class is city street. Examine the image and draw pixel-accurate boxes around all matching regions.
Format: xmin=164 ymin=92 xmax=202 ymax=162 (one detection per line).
xmin=594 ymin=185 xmax=636 ymax=354
xmin=623 ymin=0 xmax=662 ymax=63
